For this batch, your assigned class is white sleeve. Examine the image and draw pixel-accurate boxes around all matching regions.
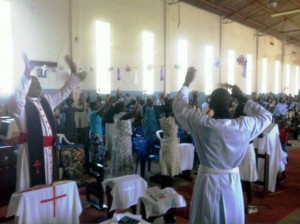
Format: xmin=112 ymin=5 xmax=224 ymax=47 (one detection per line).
xmin=243 ymin=100 xmax=272 ymax=140
xmin=172 ymin=86 xmax=206 ymax=133
xmin=44 ymin=74 xmax=80 ymax=110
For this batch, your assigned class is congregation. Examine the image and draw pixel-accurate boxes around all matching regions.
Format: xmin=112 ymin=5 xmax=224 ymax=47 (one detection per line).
xmin=0 ymin=58 xmax=295 ymax=224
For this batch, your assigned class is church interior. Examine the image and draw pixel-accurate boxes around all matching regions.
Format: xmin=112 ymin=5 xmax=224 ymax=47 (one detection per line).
xmin=1 ymin=0 xmax=300 ymax=223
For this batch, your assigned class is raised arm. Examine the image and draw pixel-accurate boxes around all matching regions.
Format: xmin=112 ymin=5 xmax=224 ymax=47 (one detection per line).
xmin=231 ymin=84 xmax=272 ymax=139
xmin=44 ymin=55 xmax=87 ymax=109
xmin=172 ymin=67 xmax=204 ymax=132
xmin=9 ymin=53 xmax=33 ymax=116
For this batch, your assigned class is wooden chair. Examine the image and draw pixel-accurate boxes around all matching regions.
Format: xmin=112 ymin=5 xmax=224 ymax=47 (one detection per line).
xmin=254 ymin=147 xmax=270 ymax=197
xmin=59 ymin=143 xmax=106 ymax=210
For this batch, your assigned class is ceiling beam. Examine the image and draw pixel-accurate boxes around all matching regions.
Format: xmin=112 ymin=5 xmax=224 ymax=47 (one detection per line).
xmin=267 ymin=28 xmax=300 ymax=35
xmin=182 ymin=0 xmax=300 ymax=48
xmin=223 ymin=0 xmax=257 ymax=20
xmin=271 ymin=9 xmax=300 ymax=17
xmin=182 ymin=0 xmax=267 ymax=28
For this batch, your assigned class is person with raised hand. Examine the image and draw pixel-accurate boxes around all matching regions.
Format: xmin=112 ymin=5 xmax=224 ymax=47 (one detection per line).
xmin=172 ymin=67 xmax=272 ymax=224
xmin=9 ymin=53 xmax=86 ymax=192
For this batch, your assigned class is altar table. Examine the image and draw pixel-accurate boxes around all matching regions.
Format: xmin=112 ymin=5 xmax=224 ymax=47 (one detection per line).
xmin=7 ymin=180 xmax=82 ymax=224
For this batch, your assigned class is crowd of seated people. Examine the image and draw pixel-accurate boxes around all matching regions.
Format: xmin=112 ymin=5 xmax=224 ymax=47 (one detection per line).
xmin=249 ymin=91 xmax=300 ymax=140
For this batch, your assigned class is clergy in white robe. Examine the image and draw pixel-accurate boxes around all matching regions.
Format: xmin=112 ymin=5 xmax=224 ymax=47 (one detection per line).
xmin=172 ymin=67 xmax=272 ymax=224
xmin=9 ymin=54 xmax=85 ymax=192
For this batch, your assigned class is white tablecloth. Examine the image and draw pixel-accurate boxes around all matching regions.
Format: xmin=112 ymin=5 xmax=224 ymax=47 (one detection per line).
xmin=7 ymin=180 xmax=82 ymax=224
xmin=100 ymin=212 xmax=151 ymax=224
xmin=253 ymin=123 xmax=287 ymax=192
xmin=102 ymin=174 xmax=148 ymax=212
xmin=178 ymin=143 xmax=195 ymax=171
xmin=138 ymin=187 xmax=186 ymax=218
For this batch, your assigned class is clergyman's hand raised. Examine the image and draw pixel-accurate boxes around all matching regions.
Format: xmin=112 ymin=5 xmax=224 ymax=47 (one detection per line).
xmin=64 ymin=55 xmax=87 ymax=81
xmin=184 ymin=67 xmax=197 ymax=87
xmin=64 ymin=55 xmax=77 ymax=74
xmin=22 ymin=53 xmax=33 ymax=78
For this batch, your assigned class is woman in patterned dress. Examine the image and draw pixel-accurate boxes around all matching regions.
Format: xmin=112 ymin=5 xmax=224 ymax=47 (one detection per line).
xmin=111 ymin=102 xmax=136 ymax=177
xmin=157 ymin=103 xmax=181 ymax=187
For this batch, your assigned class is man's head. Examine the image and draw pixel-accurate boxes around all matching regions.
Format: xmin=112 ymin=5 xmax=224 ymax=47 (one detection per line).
xmin=27 ymin=76 xmax=42 ymax=97
xmin=66 ymin=98 xmax=74 ymax=107
xmin=209 ymin=88 xmax=232 ymax=119
xmin=90 ymin=101 xmax=103 ymax=111
xmin=147 ymin=98 xmax=154 ymax=108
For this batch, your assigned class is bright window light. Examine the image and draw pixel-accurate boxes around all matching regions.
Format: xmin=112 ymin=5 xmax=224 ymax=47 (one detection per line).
xmin=177 ymin=40 xmax=187 ymax=89
xmin=0 ymin=0 xmax=13 ymax=93
xmin=96 ymin=21 xmax=111 ymax=94
xmin=295 ymin=66 xmax=299 ymax=95
xmin=143 ymin=31 xmax=154 ymax=95
xmin=262 ymin=58 xmax=268 ymax=93
xmin=246 ymin=54 xmax=252 ymax=95
xmin=204 ymin=45 xmax=213 ymax=95
xmin=228 ymin=50 xmax=235 ymax=85
xmin=285 ymin=64 xmax=290 ymax=94
xmin=274 ymin=60 xmax=280 ymax=94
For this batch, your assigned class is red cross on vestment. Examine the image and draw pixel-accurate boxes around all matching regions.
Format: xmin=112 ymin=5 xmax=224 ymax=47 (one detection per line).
xmin=33 ymin=160 xmax=42 ymax=174
xmin=40 ymin=186 xmax=67 ymax=217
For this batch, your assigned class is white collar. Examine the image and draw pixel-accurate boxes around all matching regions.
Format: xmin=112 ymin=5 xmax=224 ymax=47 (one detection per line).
xmin=26 ymin=96 xmax=41 ymax=102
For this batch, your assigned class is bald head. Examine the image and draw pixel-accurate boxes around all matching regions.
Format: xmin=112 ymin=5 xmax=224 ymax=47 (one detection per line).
xmin=27 ymin=76 xmax=42 ymax=98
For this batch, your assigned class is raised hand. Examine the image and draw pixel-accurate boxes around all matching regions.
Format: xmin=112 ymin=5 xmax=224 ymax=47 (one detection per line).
xmin=64 ymin=55 xmax=77 ymax=74
xmin=64 ymin=55 xmax=87 ymax=81
xmin=184 ymin=67 xmax=197 ymax=87
xmin=231 ymin=85 xmax=248 ymax=103
xmin=22 ymin=53 xmax=33 ymax=78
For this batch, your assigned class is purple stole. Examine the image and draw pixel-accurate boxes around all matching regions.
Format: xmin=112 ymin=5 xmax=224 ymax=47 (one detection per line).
xmin=25 ymin=97 xmax=57 ymax=186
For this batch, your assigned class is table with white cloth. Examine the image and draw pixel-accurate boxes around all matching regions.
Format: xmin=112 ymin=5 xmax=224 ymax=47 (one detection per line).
xmin=178 ymin=143 xmax=195 ymax=171
xmin=253 ymin=123 xmax=288 ymax=192
xmin=6 ymin=180 xmax=82 ymax=224
xmin=102 ymin=174 xmax=148 ymax=214
xmin=138 ymin=187 xmax=186 ymax=221
xmin=100 ymin=212 xmax=151 ymax=224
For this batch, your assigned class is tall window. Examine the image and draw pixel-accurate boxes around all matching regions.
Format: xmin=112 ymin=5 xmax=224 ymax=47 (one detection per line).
xmin=274 ymin=60 xmax=280 ymax=94
xmin=143 ymin=31 xmax=154 ymax=95
xmin=262 ymin=58 xmax=268 ymax=93
xmin=0 ymin=0 xmax=13 ymax=93
xmin=204 ymin=45 xmax=213 ymax=95
xmin=246 ymin=54 xmax=252 ymax=95
xmin=295 ymin=66 xmax=299 ymax=95
xmin=96 ymin=21 xmax=111 ymax=94
xmin=285 ymin=64 xmax=290 ymax=94
xmin=177 ymin=40 xmax=187 ymax=89
xmin=228 ymin=50 xmax=235 ymax=85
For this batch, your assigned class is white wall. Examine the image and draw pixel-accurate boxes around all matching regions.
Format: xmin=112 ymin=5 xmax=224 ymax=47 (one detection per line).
xmin=72 ymin=0 xmax=164 ymax=92
xmin=4 ymin=0 xmax=300 ymax=98
xmin=221 ymin=22 xmax=256 ymax=92
xmin=257 ymin=35 xmax=282 ymax=94
xmin=166 ymin=2 xmax=220 ymax=93
xmin=283 ymin=44 xmax=300 ymax=95
xmin=10 ymin=0 xmax=71 ymax=90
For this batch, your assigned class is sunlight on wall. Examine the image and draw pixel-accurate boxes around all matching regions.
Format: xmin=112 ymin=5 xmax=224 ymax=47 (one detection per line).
xmin=285 ymin=64 xmax=290 ymax=95
xmin=295 ymin=66 xmax=299 ymax=96
xmin=143 ymin=31 xmax=154 ymax=95
xmin=262 ymin=58 xmax=268 ymax=93
xmin=228 ymin=50 xmax=235 ymax=85
xmin=274 ymin=60 xmax=280 ymax=94
xmin=177 ymin=40 xmax=187 ymax=89
xmin=204 ymin=45 xmax=213 ymax=95
xmin=246 ymin=54 xmax=252 ymax=95
xmin=0 ymin=0 xmax=13 ymax=94
xmin=96 ymin=21 xmax=111 ymax=94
